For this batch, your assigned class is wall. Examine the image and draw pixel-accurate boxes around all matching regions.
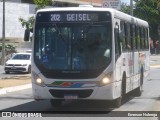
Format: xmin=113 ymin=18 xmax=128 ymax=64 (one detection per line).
xmin=0 ymin=2 xmax=35 ymax=44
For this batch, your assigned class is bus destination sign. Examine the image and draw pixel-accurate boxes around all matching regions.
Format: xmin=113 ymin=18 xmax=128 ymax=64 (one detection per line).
xmin=50 ymin=13 xmax=97 ymax=22
xmin=36 ymin=12 xmax=112 ymax=22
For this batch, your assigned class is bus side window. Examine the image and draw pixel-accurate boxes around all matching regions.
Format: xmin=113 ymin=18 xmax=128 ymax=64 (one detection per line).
xmin=120 ymin=21 xmax=127 ymax=51
xmin=145 ymin=28 xmax=149 ymax=49
xmin=137 ymin=27 xmax=141 ymax=51
xmin=135 ymin=26 xmax=138 ymax=50
xmin=131 ymin=24 xmax=136 ymax=50
xmin=114 ymin=24 xmax=121 ymax=61
xmin=140 ymin=27 xmax=144 ymax=50
xmin=127 ymin=23 xmax=131 ymax=50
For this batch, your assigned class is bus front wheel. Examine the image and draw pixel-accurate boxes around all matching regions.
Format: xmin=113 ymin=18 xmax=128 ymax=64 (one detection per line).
xmin=113 ymin=73 xmax=126 ymax=108
xmin=113 ymin=97 xmax=122 ymax=108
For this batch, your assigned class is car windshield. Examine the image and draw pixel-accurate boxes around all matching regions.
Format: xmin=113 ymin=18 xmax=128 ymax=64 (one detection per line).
xmin=12 ymin=54 xmax=30 ymax=60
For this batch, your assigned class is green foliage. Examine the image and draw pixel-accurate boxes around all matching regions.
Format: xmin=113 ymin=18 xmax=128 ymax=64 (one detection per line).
xmin=120 ymin=0 xmax=160 ymax=40
xmin=0 ymin=43 xmax=16 ymax=54
xmin=120 ymin=3 xmax=131 ymax=15
xmin=19 ymin=0 xmax=51 ymax=32
xmin=34 ymin=0 xmax=52 ymax=11
xmin=19 ymin=16 xmax=34 ymax=32
xmin=134 ymin=0 xmax=160 ymax=40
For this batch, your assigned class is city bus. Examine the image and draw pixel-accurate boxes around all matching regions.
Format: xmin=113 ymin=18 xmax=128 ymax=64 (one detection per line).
xmin=25 ymin=6 xmax=150 ymax=108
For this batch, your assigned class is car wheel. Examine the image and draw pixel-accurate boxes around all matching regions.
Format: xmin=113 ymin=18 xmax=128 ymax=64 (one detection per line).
xmin=27 ymin=65 xmax=31 ymax=74
xmin=5 ymin=71 xmax=10 ymax=74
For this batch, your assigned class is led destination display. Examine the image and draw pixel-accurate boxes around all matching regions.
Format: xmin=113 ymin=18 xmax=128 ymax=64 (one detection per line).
xmin=36 ymin=12 xmax=111 ymax=22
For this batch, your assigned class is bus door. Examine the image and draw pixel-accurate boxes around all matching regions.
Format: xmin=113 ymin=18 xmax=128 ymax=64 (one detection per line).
xmin=130 ymin=24 xmax=135 ymax=90
xmin=114 ymin=20 xmax=122 ymax=91
xmin=124 ymin=22 xmax=134 ymax=91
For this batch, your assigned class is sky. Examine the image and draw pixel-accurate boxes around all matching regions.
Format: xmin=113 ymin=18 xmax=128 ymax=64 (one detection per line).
xmin=121 ymin=0 xmax=130 ymax=5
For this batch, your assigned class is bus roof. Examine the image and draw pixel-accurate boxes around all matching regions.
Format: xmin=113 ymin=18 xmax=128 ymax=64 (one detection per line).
xmin=37 ymin=7 xmax=148 ymax=27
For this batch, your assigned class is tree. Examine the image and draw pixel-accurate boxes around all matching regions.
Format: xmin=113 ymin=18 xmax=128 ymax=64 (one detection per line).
xmin=120 ymin=0 xmax=160 ymax=40
xmin=0 ymin=43 xmax=17 ymax=63
xmin=19 ymin=16 xmax=34 ymax=33
xmin=19 ymin=0 xmax=52 ymax=34
xmin=133 ymin=0 xmax=160 ymax=40
xmin=120 ymin=3 xmax=131 ymax=15
xmin=34 ymin=0 xmax=52 ymax=11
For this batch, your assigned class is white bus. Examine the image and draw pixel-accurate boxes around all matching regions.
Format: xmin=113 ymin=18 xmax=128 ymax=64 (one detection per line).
xmin=25 ymin=6 xmax=150 ymax=107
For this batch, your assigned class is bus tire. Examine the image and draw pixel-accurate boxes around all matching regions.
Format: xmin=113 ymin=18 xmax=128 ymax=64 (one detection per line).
xmin=113 ymin=97 xmax=122 ymax=108
xmin=134 ymin=71 xmax=143 ymax=97
xmin=122 ymin=73 xmax=126 ymax=97
xmin=50 ymin=99 xmax=63 ymax=107
xmin=113 ymin=73 xmax=126 ymax=108
xmin=27 ymin=65 xmax=31 ymax=74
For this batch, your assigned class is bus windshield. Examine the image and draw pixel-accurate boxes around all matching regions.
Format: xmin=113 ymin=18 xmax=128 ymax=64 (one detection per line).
xmin=34 ymin=11 xmax=112 ymax=78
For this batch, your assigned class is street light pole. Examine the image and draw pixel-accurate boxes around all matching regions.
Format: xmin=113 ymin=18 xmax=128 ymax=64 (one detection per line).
xmin=1 ymin=0 xmax=5 ymax=65
xmin=130 ymin=0 xmax=133 ymax=16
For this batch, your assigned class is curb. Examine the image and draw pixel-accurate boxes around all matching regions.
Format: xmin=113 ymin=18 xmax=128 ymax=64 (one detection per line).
xmin=0 ymin=83 xmax=32 ymax=95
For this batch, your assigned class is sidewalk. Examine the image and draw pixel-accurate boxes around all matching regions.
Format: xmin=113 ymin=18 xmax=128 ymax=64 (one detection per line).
xmin=150 ymin=55 xmax=160 ymax=68
xmin=0 ymin=65 xmax=32 ymax=95
xmin=0 ymin=55 xmax=160 ymax=95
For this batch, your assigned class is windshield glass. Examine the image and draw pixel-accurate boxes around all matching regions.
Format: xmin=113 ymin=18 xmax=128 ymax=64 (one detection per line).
xmin=12 ymin=54 xmax=30 ymax=60
xmin=34 ymin=11 xmax=112 ymax=78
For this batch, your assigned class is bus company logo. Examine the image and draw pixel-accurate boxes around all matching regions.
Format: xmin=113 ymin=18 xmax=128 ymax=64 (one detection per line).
xmin=2 ymin=112 xmax=12 ymax=117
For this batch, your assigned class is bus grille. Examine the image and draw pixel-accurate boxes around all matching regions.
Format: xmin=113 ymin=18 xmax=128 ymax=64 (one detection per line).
xmin=49 ymin=89 xmax=93 ymax=98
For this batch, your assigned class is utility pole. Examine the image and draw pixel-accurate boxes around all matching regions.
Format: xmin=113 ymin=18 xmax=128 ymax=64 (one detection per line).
xmin=1 ymin=0 xmax=5 ymax=65
xmin=91 ymin=0 xmax=92 ymax=5
xmin=130 ymin=0 xmax=133 ymax=16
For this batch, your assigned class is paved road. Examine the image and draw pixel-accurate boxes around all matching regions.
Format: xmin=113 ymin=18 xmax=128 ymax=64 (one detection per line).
xmin=0 ymin=67 xmax=160 ymax=118
xmin=0 ymin=55 xmax=160 ymax=120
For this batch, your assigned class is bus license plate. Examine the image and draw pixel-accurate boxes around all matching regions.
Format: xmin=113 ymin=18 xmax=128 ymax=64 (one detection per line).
xmin=64 ymin=94 xmax=78 ymax=100
xmin=11 ymin=67 xmax=17 ymax=69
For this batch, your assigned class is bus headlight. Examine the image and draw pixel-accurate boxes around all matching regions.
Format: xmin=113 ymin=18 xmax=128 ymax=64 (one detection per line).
xmin=32 ymin=72 xmax=45 ymax=87
xmin=36 ymin=77 xmax=43 ymax=84
xmin=99 ymin=72 xmax=112 ymax=86
xmin=102 ymin=77 xmax=110 ymax=84
xmin=35 ymin=76 xmax=45 ymax=87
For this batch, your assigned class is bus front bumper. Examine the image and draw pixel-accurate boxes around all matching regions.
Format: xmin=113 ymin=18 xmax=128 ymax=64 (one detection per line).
xmin=32 ymin=82 xmax=117 ymax=100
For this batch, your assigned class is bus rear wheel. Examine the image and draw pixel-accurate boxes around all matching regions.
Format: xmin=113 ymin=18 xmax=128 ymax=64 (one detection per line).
xmin=134 ymin=72 xmax=143 ymax=97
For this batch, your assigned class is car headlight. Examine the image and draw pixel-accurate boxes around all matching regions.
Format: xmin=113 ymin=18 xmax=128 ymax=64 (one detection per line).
xmin=32 ymin=71 xmax=45 ymax=87
xmin=99 ymin=72 xmax=112 ymax=86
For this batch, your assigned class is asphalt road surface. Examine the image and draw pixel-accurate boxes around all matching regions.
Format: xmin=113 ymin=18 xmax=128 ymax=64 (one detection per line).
xmin=0 ymin=67 xmax=160 ymax=120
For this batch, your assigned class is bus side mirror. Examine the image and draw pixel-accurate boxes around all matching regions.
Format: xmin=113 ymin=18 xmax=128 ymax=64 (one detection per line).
xmin=24 ymin=29 xmax=30 ymax=41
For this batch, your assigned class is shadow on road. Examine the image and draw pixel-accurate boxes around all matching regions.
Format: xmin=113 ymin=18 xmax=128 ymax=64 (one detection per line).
xmin=0 ymin=92 xmax=138 ymax=117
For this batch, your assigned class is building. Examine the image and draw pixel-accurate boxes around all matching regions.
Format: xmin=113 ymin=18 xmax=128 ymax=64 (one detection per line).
xmin=0 ymin=1 xmax=35 ymax=51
